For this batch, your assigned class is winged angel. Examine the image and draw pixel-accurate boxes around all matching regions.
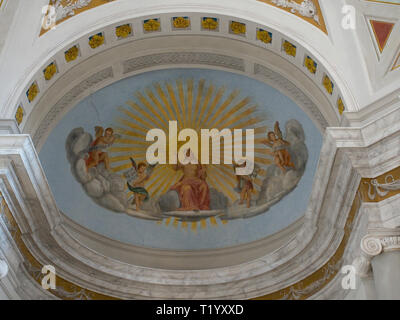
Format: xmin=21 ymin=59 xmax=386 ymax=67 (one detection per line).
xmin=86 ymin=127 xmax=119 ymax=171
xmin=263 ymin=122 xmax=295 ymax=173
xmin=124 ymin=158 xmax=157 ymax=211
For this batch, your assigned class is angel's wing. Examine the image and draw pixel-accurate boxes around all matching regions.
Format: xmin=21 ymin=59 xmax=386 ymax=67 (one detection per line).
xmin=274 ymin=121 xmax=283 ymax=140
xmin=130 ymin=157 xmax=137 ymax=170
xmin=94 ymin=126 xmax=104 ymax=139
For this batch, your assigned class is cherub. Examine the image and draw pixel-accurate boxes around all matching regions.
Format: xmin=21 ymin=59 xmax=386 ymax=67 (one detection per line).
xmin=86 ymin=127 xmax=119 ymax=171
xmin=263 ymin=122 xmax=295 ymax=173
xmin=125 ymin=158 xmax=155 ymax=211
xmin=234 ymin=161 xmax=259 ymax=208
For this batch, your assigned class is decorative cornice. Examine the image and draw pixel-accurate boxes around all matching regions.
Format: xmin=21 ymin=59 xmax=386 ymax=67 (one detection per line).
xmin=257 ymin=0 xmax=327 ymax=34
xmin=361 ymin=234 xmax=400 ymax=257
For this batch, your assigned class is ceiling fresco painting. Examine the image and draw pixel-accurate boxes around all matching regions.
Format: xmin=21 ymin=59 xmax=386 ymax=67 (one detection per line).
xmin=39 ymin=68 xmax=322 ymax=250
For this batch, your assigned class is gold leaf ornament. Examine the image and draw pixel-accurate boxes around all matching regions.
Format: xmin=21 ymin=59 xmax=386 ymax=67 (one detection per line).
xmin=257 ymin=29 xmax=272 ymax=44
xmin=323 ymin=75 xmax=334 ymax=95
xmin=230 ymin=21 xmax=246 ymax=35
xmin=283 ymin=41 xmax=296 ymax=57
xmin=173 ymin=17 xmax=190 ymax=29
xmin=89 ymin=34 xmax=105 ymax=49
xmin=44 ymin=63 xmax=57 ymax=81
xmin=143 ymin=19 xmax=160 ymax=32
xmin=27 ymin=83 xmax=39 ymax=103
xmin=15 ymin=106 xmax=24 ymax=125
xmin=304 ymin=56 xmax=317 ymax=74
xmin=65 ymin=46 xmax=79 ymax=62
xmin=337 ymin=98 xmax=345 ymax=115
xmin=202 ymin=17 xmax=218 ymax=30
xmin=116 ymin=24 xmax=132 ymax=38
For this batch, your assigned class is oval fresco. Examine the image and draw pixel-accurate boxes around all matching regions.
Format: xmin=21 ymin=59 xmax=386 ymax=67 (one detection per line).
xmin=39 ymin=68 xmax=322 ymax=250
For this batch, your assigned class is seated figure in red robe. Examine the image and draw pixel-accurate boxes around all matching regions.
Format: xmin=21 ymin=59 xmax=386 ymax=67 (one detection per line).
xmin=170 ymin=149 xmax=210 ymax=211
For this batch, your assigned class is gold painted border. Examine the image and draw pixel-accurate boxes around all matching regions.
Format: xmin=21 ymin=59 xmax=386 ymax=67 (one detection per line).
xmin=392 ymin=51 xmax=400 ymax=70
xmin=360 ymin=166 xmax=400 ymax=202
xmin=40 ymin=0 xmax=117 ymax=36
xmin=367 ymin=0 xmax=400 ymax=5
xmin=257 ymin=0 xmax=327 ymax=34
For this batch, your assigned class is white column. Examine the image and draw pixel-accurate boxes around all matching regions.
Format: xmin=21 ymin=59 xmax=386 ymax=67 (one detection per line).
xmin=361 ymin=233 xmax=400 ymax=299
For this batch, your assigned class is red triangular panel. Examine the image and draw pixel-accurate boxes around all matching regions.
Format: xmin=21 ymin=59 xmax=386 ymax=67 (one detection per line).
xmin=370 ymin=20 xmax=395 ymax=53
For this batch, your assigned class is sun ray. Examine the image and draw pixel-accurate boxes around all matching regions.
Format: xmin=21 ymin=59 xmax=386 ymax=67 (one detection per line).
xmin=201 ymin=86 xmax=225 ymax=128
xmin=206 ymin=167 xmax=238 ymax=202
xmin=186 ymin=79 xmax=194 ymax=129
xmin=146 ymin=88 xmax=174 ymax=124
xmin=118 ymin=107 xmax=153 ymax=129
xmin=146 ymin=168 xmax=172 ymax=193
xmin=116 ymin=138 xmax=150 ymax=146
xmin=126 ymin=100 xmax=163 ymax=130
xmin=133 ymin=94 xmax=168 ymax=131
xmin=177 ymin=80 xmax=187 ymax=128
xmin=209 ymin=217 xmax=218 ymax=226
xmin=109 ymin=155 xmax=146 ymax=164
xmin=218 ymin=105 xmax=257 ymax=129
xmin=109 ymin=146 xmax=145 ymax=153
xmin=205 ymin=90 xmax=239 ymax=128
xmin=233 ymin=117 xmax=267 ymax=131
xmin=155 ymin=83 xmax=176 ymax=124
xmin=193 ymin=79 xmax=205 ymax=128
xmin=195 ymin=84 xmax=214 ymax=129
xmin=116 ymin=127 xmax=147 ymax=140
xmin=111 ymin=162 xmax=134 ymax=173
xmin=150 ymin=171 xmax=179 ymax=197
xmin=166 ymin=82 xmax=184 ymax=130
xmin=213 ymin=97 xmax=252 ymax=129
xmin=208 ymin=165 xmax=237 ymax=189
xmin=158 ymin=171 xmax=182 ymax=196
xmin=116 ymin=119 xmax=149 ymax=135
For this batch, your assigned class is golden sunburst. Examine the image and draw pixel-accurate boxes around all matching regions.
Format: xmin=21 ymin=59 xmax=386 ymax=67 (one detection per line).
xmin=108 ymin=79 xmax=273 ymax=230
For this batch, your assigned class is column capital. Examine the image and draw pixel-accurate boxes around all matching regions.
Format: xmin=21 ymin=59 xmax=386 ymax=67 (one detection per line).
xmin=361 ymin=232 xmax=400 ymax=257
